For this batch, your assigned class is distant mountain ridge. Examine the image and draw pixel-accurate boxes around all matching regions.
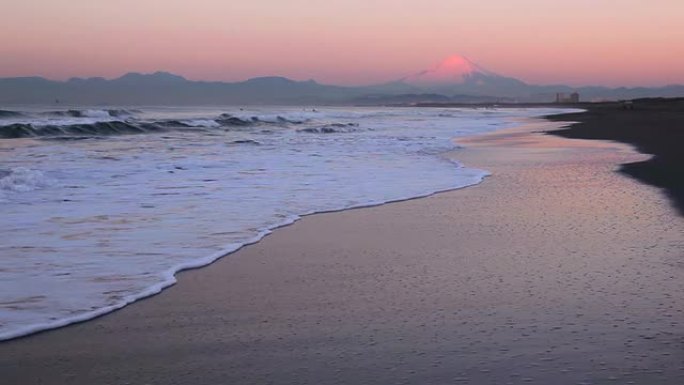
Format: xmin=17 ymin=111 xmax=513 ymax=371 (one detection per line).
xmin=1 ymin=56 xmax=683 ymax=105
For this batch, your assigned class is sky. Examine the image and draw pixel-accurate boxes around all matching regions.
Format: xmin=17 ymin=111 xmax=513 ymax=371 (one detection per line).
xmin=1 ymin=0 xmax=683 ymax=87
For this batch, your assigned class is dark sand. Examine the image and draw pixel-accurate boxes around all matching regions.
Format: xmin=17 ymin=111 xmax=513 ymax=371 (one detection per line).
xmin=547 ymin=98 xmax=684 ymax=216
xmin=1 ymin=119 xmax=683 ymax=385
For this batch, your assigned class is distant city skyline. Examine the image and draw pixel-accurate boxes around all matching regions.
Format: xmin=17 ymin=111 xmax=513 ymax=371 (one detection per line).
xmin=1 ymin=0 xmax=683 ymax=87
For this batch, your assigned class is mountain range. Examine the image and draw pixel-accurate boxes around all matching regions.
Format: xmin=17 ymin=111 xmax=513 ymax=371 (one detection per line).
xmin=1 ymin=55 xmax=682 ymax=105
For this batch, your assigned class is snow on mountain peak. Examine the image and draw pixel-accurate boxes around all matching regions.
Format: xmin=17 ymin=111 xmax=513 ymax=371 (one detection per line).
xmin=403 ymin=55 xmax=496 ymax=87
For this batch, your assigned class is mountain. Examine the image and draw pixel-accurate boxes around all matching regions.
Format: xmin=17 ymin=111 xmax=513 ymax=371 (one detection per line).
xmin=393 ymin=55 xmax=684 ymax=102
xmin=0 ymin=73 xmax=360 ymax=105
xmin=0 ymin=56 xmax=683 ymax=105
xmin=403 ymin=55 xmax=499 ymax=86
xmin=112 ymin=71 xmax=187 ymax=85
xmin=398 ymin=55 xmax=531 ymax=98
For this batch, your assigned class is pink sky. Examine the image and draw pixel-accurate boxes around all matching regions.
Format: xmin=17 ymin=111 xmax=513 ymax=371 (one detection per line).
xmin=1 ymin=0 xmax=683 ymax=87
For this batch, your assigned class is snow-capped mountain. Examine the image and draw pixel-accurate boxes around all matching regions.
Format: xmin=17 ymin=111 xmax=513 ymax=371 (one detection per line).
xmin=399 ymin=55 xmax=530 ymax=97
xmin=402 ymin=55 xmax=497 ymax=86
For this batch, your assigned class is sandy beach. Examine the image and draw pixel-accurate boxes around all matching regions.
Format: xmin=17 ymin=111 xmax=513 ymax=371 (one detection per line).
xmin=548 ymin=98 xmax=684 ymax=216
xmin=1 ymin=117 xmax=683 ymax=385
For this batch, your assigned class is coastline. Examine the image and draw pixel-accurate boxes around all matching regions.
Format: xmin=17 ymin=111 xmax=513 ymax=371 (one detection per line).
xmin=0 ymin=105 xmax=508 ymax=342
xmin=546 ymin=98 xmax=684 ymax=216
xmin=2 ymin=117 xmax=683 ymax=384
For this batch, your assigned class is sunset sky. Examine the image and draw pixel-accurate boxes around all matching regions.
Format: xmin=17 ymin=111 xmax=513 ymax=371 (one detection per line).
xmin=1 ymin=0 xmax=683 ymax=87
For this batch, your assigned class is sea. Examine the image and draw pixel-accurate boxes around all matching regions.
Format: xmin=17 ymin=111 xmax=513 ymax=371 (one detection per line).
xmin=0 ymin=105 xmax=573 ymax=340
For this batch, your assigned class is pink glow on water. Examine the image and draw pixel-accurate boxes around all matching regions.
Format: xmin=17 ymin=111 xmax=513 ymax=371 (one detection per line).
xmin=1 ymin=0 xmax=683 ymax=87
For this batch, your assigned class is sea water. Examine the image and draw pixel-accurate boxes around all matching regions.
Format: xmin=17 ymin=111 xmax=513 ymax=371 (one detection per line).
xmin=0 ymin=106 xmax=573 ymax=340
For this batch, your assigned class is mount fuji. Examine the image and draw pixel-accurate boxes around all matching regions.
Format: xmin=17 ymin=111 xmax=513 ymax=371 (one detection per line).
xmin=403 ymin=55 xmax=498 ymax=86
xmin=396 ymin=55 xmax=531 ymax=97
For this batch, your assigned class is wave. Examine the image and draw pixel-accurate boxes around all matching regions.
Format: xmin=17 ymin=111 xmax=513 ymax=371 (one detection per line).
xmin=179 ymin=119 xmax=221 ymax=128
xmin=154 ymin=120 xmax=194 ymax=128
xmin=0 ymin=109 xmax=25 ymax=118
xmin=0 ymin=121 xmax=171 ymax=139
xmin=212 ymin=113 xmax=319 ymax=131
xmin=0 ymin=108 xmax=139 ymax=128
xmin=218 ymin=113 xmax=309 ymax=125
xmin=0 ymin=118 xmax=268 ymax=139
xmin=42 ymin=109 xmax=138 ymax=118
xmin=0 ymin=110 xmax=365 ymax=139
xmin=229 ymin=139 xmax=261 ymax=145
xmin=297 ymin=123 xmax=360 ymax=134
xmin=215 ymin=114 xmax=257 ymax=126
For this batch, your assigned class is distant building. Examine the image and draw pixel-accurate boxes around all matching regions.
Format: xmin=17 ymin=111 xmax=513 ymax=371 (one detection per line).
xmin=555 ymin=92 xmax=580 ymax=103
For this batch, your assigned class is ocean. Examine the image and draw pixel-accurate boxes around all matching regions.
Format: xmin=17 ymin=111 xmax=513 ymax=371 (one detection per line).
xmin=0 ymin=106 xmax=573 ymax=340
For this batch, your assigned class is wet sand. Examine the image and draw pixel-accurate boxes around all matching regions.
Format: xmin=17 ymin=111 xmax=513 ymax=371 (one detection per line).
xmin=1 ymin=119 xmax=683 ymax=385
xmin=547 ymin=97 xmax=684 ymax=215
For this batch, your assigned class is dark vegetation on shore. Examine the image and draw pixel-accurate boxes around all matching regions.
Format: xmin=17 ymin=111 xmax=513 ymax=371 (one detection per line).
xmin=546 ymin=98 xmax=684 ymax=216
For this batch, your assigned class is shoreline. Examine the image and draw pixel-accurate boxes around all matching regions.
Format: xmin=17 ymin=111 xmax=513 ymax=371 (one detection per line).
xmin=2 ymin=105 xmax=532 ymax=342
xmin=0 ymin=174 xmax=491 ymax=342
xmin=545 ymin=98 xmax=684 ymax=216
xmin=2 ymin=117 xmax=683 ymax=384
xmin=0 ymin=117 xmax=499 ymax=342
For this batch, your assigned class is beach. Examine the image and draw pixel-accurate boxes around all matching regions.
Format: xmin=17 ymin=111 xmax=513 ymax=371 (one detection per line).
xmin=1 ymin=116 xmax=683 ymax=385
xmin=547 ymin=98 xmax=684 ymax=215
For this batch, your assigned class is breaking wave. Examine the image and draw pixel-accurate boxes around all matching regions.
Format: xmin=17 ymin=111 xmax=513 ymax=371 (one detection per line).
xmin=0 ymin=111 xmax=365 ymax=139
xmin=0 ymin=121 xmax=169 ymax=139
xmin=41 ymin=109 xmax=138 ymax=118
xmin=216 ymin=113 xmax=309 ymax=125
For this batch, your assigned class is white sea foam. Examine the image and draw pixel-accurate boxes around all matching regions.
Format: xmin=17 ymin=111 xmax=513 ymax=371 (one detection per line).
xmin=229 ymin=110 xmax=318 ymax=124
xmin=0 ymin=106 xmax=579 ymax=340
xmin=0 ymin=108 xmax=129 ymax=129
xmin=0 ymin=167 xmax=55 ymax=192
xmin=180 ymin=119 xmax=222 ymax=128
xmin=79 ymin=109 xmax=113 ymax=118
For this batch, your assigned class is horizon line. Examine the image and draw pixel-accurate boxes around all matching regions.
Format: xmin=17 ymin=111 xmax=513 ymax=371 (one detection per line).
xmin=2 ymin=71 xmax=683 ymax=90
